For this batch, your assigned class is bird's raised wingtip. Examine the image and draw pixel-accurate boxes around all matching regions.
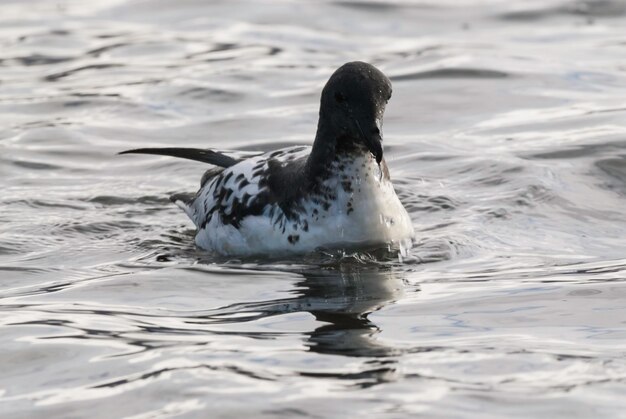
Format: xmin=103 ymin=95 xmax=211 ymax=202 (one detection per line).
xmin=117 ymin=147 xmax=240 ymax=168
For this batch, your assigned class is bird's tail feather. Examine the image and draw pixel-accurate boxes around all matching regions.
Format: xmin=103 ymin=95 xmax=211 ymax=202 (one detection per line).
xmin=170 ymin=192 xmax=196 ymax=220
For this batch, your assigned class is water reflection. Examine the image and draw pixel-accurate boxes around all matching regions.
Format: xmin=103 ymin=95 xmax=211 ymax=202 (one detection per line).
xmin=3 ymin=266 xmax=408 ymax=361
xmin=203 ymin=267 xmax=407 ymax=358
xmin=299 ymin=268 xmax=405 ymax=358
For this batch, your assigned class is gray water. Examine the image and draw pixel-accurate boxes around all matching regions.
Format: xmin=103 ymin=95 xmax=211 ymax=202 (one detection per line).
xmin=2 ymin=0 xmax=626 ymax=417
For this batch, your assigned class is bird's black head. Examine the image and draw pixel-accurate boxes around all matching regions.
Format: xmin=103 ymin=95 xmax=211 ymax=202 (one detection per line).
xmin=317 ymin=61 xmax=392 ymax=164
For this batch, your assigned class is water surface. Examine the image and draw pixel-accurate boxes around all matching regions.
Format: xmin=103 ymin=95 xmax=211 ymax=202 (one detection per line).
xmin=1 ymin=0 xmax=626 ymax=417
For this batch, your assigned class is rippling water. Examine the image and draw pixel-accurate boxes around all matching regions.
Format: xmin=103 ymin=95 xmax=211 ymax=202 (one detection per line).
xmin=2 ymin=0 xmax=626 ymax=417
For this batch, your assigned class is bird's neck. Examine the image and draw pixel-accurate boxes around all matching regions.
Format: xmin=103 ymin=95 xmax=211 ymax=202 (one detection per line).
xmin=307 ymin=121 xmax=379 ymax=179
xmin=306 ymin=119 xmax=337 ymax=181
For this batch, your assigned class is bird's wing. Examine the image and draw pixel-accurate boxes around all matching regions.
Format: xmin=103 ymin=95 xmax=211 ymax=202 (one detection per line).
xmin=119 ymin=147 xmax=242 ymax=168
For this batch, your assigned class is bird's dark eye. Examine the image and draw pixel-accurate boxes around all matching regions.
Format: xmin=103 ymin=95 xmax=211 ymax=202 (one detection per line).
xmin=335 ymin=92 xmax=346 ymax=103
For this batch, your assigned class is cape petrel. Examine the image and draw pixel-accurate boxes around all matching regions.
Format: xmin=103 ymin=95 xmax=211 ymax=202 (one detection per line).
xmin=121 ymin=61 xmax=414 ymax=256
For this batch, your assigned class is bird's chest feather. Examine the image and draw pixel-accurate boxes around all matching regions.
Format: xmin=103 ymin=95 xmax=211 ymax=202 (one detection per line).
xmin=203 ymin=156 xmax=411 ymax=255
xmin=298 ymin=154 xmax=411 ymax=238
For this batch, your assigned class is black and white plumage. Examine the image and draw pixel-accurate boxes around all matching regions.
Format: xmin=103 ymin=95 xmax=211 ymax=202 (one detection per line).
xmin=121 ymin=62 xmax=414 ymax=256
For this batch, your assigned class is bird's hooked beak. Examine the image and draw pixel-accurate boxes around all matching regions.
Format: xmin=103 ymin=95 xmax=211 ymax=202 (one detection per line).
xmin=352 ymin=116 xmax=383 ymax=165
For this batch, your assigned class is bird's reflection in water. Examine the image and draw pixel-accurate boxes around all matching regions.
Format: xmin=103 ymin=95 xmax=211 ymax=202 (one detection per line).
xmin=201 ymin=267 xmax=411 ymax=388
xmin=297 ymin=268 xmax=405 ymax=358
xmin=208 ymin=267 xmax=409 ymax=359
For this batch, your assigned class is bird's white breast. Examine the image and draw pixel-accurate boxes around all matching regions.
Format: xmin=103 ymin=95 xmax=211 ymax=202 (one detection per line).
xmin=189 ymin=147 xmax=414 ymax=256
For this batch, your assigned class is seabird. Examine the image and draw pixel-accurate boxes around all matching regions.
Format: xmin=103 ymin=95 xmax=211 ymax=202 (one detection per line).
xmin=120 ymin=61 xmax=414 ymax=256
